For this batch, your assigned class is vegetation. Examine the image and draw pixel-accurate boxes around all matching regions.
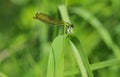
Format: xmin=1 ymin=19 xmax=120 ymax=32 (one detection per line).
xmin=0 ymin=0 xmax=120 ymax=77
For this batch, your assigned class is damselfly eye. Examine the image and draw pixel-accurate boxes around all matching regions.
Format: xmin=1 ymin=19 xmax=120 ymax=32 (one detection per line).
xmin=70 ymin=24 xmax=74 ymax=28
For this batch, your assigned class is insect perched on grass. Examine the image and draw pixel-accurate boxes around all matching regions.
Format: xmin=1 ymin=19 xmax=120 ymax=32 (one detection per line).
xmin=33 ymin=12 xmax=73 ymax=33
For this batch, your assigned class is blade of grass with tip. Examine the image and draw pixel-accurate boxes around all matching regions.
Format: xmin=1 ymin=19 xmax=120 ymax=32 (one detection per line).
xmin=47 ymin=35 xmax=64 ymax=77
xmin=67 ymin=34 xmax=93 ymax=77
xmin=71 ymin=7 xmax=120 ymax=58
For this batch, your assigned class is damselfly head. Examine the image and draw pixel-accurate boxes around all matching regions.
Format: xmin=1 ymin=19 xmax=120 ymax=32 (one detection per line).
xmin=70 ymin=24 xmax=74 ymax=28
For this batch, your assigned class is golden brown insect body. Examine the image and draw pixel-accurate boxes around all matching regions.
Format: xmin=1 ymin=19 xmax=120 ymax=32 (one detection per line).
xmin=33 ymin=13 xmax=65 ymax=25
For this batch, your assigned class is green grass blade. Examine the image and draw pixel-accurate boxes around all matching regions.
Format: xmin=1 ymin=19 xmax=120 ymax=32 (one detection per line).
xmin=71 ymin=7 xmax=120 ymax=58
xmin=64 ymin=58 xmax=120 ymax=76
xmin=47 ymin=35 xmax=64 ymax=77
xmin=0 ymin=72 xmax=8 ymax=77
xmin=91 ymin=58 xmax=120 ymax=70
xmin=64 ymin=68 xmax=79 ymax=77
xmin=46 ymin=47 xmax=55 ymax=77
xmin=58 ymin=5 xmax=71 ymax=24
xmin=67 ymin=34 xmax=93 ymax=77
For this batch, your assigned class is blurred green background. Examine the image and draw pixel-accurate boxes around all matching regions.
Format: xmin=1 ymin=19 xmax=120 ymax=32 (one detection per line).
xmin=0 ymin=0 xmax=120 ymax=77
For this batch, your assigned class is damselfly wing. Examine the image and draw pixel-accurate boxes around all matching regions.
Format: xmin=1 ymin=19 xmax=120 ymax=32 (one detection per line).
xmin=33 ymin=13 xmax=66 ymax=26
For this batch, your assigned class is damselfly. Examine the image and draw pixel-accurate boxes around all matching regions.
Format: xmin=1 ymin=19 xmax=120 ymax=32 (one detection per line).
xmin=33 ymin=12 xmax=73 ymax=33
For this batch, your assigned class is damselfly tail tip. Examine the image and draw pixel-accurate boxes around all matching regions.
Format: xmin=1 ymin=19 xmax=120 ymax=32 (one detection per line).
xmin=33 ymin=12 xmax=39 ymax=19
xmin=33 ymin=16 xmax=36 ymax=19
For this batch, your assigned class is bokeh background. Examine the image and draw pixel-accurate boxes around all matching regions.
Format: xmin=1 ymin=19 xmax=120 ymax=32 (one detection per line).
xmin=0 ymin=0 xmax=120 ymax=77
